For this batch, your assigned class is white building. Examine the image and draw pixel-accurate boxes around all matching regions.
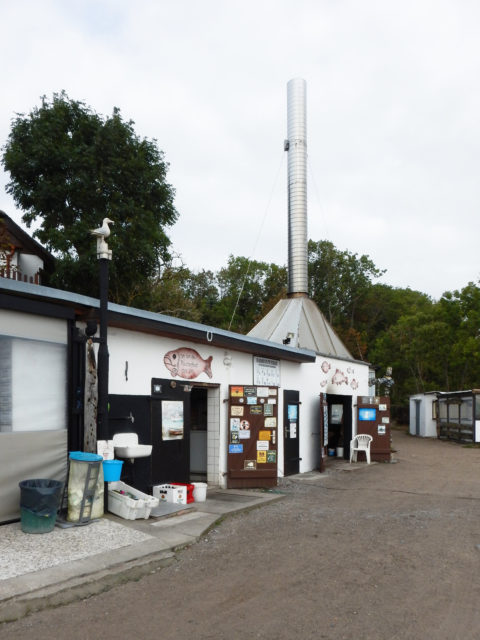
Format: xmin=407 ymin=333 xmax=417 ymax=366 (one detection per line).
xmin=0 ymin=277 xmax=369 ymax=523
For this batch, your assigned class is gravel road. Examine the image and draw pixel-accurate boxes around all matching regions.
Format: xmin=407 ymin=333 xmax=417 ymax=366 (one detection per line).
xmin=3 ymin=427 xmax=480 ymax=640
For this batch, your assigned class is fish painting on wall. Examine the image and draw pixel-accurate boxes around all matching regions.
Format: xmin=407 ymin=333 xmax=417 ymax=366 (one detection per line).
xmin=164 ymin=347 xmax=213 ymax=379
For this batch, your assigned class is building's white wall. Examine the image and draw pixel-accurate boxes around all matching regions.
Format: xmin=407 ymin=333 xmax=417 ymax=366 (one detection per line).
xmin=108 ymin=328 xmax=257 ymax=487
xmin=107 ymin=327 xmax=370 ymax=485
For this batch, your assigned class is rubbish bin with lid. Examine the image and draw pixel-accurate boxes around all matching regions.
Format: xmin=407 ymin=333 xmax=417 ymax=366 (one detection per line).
xmin=19 ymin=479 xmax=64 ymax=534
xmin=67 ymin=451 xmax=104 ymax=522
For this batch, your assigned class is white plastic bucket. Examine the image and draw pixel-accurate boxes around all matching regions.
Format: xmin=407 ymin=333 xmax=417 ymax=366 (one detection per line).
xmin=336 ymin=447 xmax=344 ymax=458
xmin=192 ymin=482 xmax=207 ymax=502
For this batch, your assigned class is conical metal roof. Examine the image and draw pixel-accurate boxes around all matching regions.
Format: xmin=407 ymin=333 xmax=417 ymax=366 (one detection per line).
xmin=248 ymin=296 xmax=354 ymax=360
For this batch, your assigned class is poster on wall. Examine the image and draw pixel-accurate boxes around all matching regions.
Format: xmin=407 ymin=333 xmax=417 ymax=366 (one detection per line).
xmin=253 ymin=357 xmax=281 ymax=386
xmin=161 ymin=400 xmax=184 ymax=440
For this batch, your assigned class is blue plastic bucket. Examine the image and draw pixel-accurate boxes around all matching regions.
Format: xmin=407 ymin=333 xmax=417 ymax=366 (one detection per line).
xmin=102 ymin=459 xmax=123 ymax=482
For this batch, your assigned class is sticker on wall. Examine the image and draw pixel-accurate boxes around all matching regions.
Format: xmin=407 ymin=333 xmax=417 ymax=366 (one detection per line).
xmin=231 ymin=406 xmax=244 ymax=416
xmin=244 ymin=460 xmax=257 ymax=470
xmin=287 ymin=404 xmax=298 ymax=420
xmin=379 ymin=404 xmax=387 ymax=411
xmin=162 ymin=400 xmax=184 ymax=440
xmin=259 ymin=430 xmax=271 ymax=441
xmin=257 ymin=387 xmax=269 ymax=398
xmin=267 ymin=398 xmax=277 ymax=405
xmin=259 ymin=398 xmax=265 ymax=404
xmin=264 ymin=417 xmax=277 ymax=428
xmin=239 ymin=398 xmax=245 ymax=403
xmin=230 ymin=418 xmax=240 ymax=431
xmin=378 ymin=425 xmax=386 ymax=435
xmin=164 ymin=348 xmax=213 ymax=380
xmin=246 ymin=397 xmax=257 ymax=405
xmin=240 ymin=420 xmax=250 ymax=431
xmin=290 ymin=423 xmax=297 ymax=438
xmin=332 ymin=369 xmax=348 ymax=385
xmin=229 ymin=444 xmax=243 ymax=453
xmin=231 ymin=386 xmax=244 ymax=397
xmin=244 ymin=386 xmax=256 ymax=396
xmin=264 ymin=404 xmax=274 ymax=416
xmin=231 ymin=432 xmax=240 ymax=444
xmin=257 ymin=440 xmax=269 ymax=451
xmin=268 ymin=388 xmax=277 ymax=396
xmin=239 ymin=429 xmax=251 ymax=439
xmin=250 ymin=405 xmax=263 ymax=415
xmin=257 ymin=451 xmax=267 ymax=464
xmin=266 ymin=451 xmax=276 ymax=463
xmin=382 ymin=417 xmax=390 ymax=424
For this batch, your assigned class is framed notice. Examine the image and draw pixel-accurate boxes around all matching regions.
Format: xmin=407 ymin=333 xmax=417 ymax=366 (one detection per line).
xmin=253 ymin=356 xmax=280 ymax=386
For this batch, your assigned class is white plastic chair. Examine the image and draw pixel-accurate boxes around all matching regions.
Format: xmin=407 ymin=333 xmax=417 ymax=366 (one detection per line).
xmin=349 ymin=434 xmax=373 ymax=464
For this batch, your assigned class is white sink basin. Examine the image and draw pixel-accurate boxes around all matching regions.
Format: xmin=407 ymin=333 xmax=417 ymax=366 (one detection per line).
xmin=114 ymin=444 xmax=152 ymax=459
xmin=113 ymin=433 xmax=152 ymax=460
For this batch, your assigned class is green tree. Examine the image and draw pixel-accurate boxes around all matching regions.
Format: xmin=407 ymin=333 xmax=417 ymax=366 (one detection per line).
xmin=215 ymin=256 xmax=287 ymax=333
xmin=308 ymin=239 xmax=385 ymax=330
xmin=2 ymin=92 xmax=177 ymax=305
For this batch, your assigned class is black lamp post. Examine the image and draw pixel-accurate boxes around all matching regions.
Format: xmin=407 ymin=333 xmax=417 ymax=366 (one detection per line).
xmin=97 ymin=256 xmax=110 ymax=444
xmin=91 ymin=219 xmax=113 ymax=512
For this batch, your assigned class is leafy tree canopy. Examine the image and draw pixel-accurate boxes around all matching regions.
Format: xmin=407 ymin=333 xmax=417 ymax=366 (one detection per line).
xmin=2 ymin=92 xmax=178 ymax=304
xmin=308 ymin=239 xmax=385 ymax=329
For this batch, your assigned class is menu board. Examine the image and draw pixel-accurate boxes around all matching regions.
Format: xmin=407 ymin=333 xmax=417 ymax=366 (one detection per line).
xmin=227 ymin=384 xmax=278 ymax=488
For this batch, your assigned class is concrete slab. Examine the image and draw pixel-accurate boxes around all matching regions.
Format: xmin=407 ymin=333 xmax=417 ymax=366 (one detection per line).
xmin=0 ymin=487 xmax=285 ymax=623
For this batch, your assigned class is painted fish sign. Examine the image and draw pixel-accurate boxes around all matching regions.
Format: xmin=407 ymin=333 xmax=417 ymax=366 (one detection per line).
xmin=163 ymin=347 xmax=213 ymax=379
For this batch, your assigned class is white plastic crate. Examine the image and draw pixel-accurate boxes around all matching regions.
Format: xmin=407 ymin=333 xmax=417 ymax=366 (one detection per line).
xmin=108 ymin=481 xmax=159 ymax=520
xmin=153 ymin=484 xmax=187 ymax=505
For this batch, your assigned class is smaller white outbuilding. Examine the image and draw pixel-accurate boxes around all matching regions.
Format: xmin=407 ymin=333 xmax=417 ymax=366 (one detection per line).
xmin=409 ymin=392 xmax=438 ymax=437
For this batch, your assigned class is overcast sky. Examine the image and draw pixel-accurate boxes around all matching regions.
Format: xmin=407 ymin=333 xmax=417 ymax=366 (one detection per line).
xmin=1 ymin=1 xmax=479 ymax=300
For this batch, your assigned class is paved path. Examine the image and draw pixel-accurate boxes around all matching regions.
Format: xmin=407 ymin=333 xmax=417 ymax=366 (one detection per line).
xmin=2 ymin=429 xmax=480 ymax=639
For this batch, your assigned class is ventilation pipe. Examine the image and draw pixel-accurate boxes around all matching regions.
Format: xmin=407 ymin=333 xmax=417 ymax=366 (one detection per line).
xmin=285 ymin=78 xmax=308 ymax=297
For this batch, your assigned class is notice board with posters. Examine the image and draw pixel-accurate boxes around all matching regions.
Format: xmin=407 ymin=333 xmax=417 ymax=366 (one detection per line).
xmin=227 ymin=385 xmax=278 ymax=488
xmin=356 ymin=396 xmax=391 ymax=462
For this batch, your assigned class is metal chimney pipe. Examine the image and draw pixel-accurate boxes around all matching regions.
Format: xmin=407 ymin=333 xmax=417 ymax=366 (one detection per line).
xmin=286 ymin=78 xmax=308 ymax=297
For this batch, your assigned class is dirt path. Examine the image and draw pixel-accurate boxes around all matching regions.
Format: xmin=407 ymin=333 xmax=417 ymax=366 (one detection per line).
xmin=3 ymin=428 xmax=480 ymax=639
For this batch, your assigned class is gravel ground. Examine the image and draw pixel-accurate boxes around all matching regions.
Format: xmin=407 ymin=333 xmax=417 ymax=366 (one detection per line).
xmin=3 ymin=428 xmax=480 ymax=640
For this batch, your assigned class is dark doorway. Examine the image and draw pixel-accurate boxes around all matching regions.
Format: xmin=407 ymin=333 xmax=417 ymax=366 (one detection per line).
xmin=283 ymin=389 xmax=301 ymax=475
xmin=414 ymin=399 xmax=421 ymax=436
xmin=190 ymin=387 xmax=208 ymax=481
xmin=151 ymin=378 xmax=191 ymax=485
xmin=326 ymin=394 xmax=352 ymax=460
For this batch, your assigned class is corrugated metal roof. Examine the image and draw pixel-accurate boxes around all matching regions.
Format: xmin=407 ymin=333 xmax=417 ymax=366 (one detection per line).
xmin=0 ymin=278 xmax=316 ymax=363
xmin=248 ymin=296 xmax=360 ymax=363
